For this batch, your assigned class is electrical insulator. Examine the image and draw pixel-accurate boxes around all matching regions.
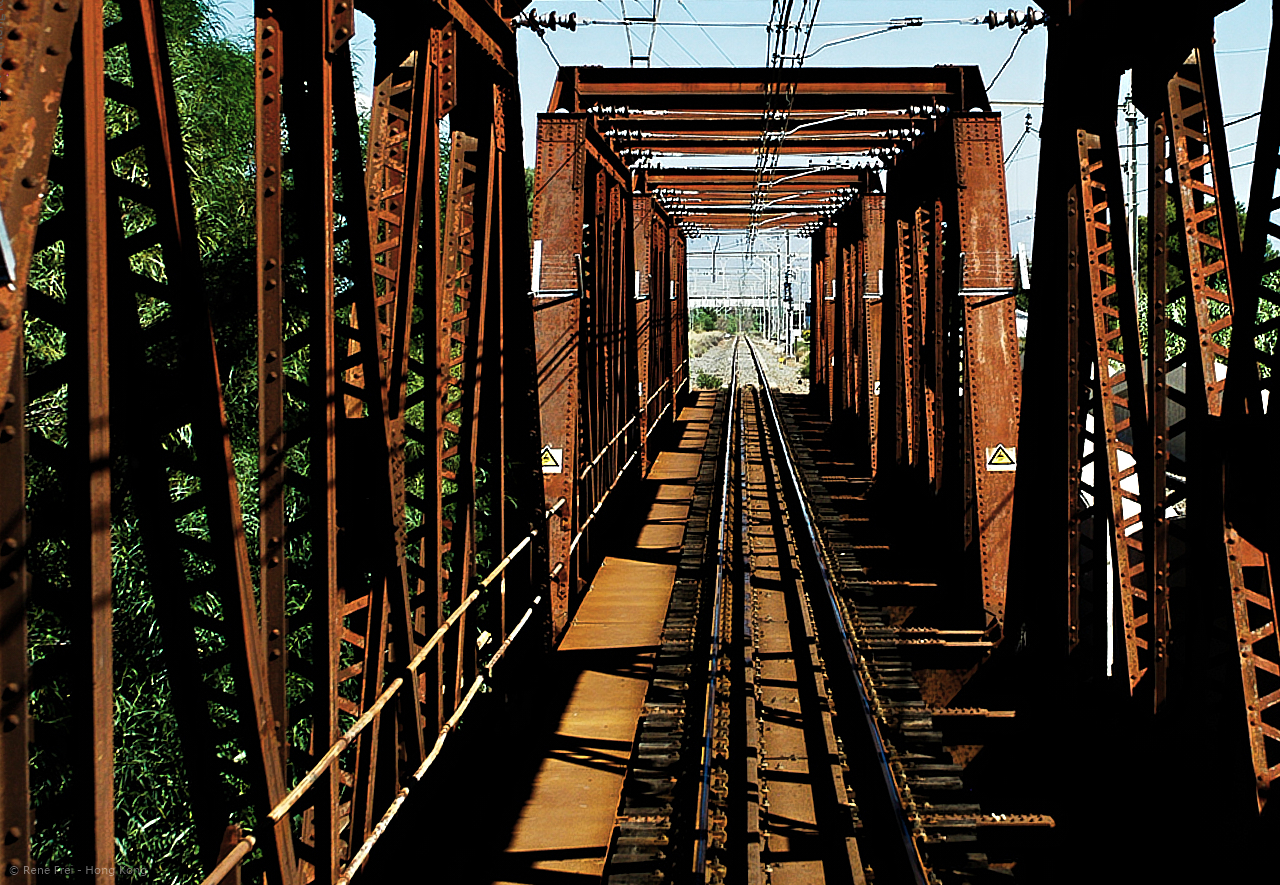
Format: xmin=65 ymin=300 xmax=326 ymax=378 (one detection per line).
xmin=984 ymin=6 xmax=1046 ymax=29
xmin=516 ymin=9 xmax=578 ymax=35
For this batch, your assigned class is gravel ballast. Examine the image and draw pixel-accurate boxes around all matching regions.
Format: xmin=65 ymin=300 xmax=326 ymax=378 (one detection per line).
xmin=690 ymin=334 xmax=809 ymax=395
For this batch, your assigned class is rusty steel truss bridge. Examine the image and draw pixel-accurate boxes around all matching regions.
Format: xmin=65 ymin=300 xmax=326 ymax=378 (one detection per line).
xmin=1 ymin=0 xmax=1279 ymax=882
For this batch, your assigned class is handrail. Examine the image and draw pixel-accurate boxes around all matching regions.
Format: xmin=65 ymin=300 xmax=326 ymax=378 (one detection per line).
xmin=644 ymin=377 xmax=671 ymax=407
xmin=201 ymin=836 xmax=256 ymax=885
xmin=579 ymin=413 xmax=640 ymax=480
xmin=569 ymin=446 xmax=642 ymax=555
xmin=202 ymin=349 xmax=681 ymax=884
xmin=199 ymin=497 xmax=561 ymax=885
xmin=334 ymin=594 xmax=543 ymax=885
xmin=644 ymin=400 xmax=674 ymax=440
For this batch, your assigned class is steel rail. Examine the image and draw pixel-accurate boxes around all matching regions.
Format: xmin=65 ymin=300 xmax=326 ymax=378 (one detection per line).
xmin=692 ymin=336 xmax=739 ymax=876
xmin=742 ymin=336 xmax=930 ymax=885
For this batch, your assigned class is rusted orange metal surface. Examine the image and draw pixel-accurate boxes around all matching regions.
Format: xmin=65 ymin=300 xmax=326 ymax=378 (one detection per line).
xmin=0 ymin=2 xmax=545 ymax=883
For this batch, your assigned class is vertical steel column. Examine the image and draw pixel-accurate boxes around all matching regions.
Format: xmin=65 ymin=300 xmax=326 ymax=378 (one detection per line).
xmin=633 ymin=195 xmax=653 ymax=469
xmin=1147 ymin=112 xmax=1173 ymax=706
xmin=670 ymin=230 xmax=688 ymax=397
xmin=810 ymin=231 xmax=825 ymax=402
xmin=401 ymin=22 xmax=451 ymax=746
xmin=336 ymin=24 xmax=428 ymax=847
xmin=580 ymin=165 xmax=607 ymax=586
xmin=864 ymin=196 xmax=885 ymax=477
xmin=1162 ymin=48 xmax=1257 ymax=760
xmin=884 ymin=210 xmax=917 ymax=474
xmin=1005 ymin=20 xmax=1118 ymax=669
xmin=254 ymin=0 xmax=288 ymax=782
xmin=491 ymin=82 xmax=509 ymax=647
xmin=441 ymin=128 xmax=481 ymax=706
xmin=65 ymin=2 xmax=114 ymax=875
xmin=0 ymin=337 xmax=26 ymax=884
xmin=839 ymin=223 xmax=855 ymax=417
xmin=909 ymin=205 xmax=930 ymax=478
xmin=651 ymin=209 xmax=673 ymax=435
xmin=1167 ymin=47 xmax=1241 ymax=419
xmin=0 ymin=6 xmax=80 ymax=871
xmin=0 ymin=0 xmax=80 ymax=384
xmin=1076 ymin=129 xmax=1150 ymax=689
xmin=532 ymin=118 xmax=636 ymax=634
xmin=131 ymin=0 xmax=299 ymax=874
xmin=822 ymin=225 xmax=838 ymax=422
xmin=925 ymin=197 xmax=946 ymax=493
xmin=289 ymin=5 xmax=343 ymax=874
xmin=532 ymin=116 xmax=586 ymax=638
xmin=949 ymin=116 xmax=1021 ymax=629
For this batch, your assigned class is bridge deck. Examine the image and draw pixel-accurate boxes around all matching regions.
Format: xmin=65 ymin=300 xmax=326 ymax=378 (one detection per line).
xmin=493 ymin=394 xmax=713 ymax=884
xmin=400 ymin=393 xmax=715 ymax=884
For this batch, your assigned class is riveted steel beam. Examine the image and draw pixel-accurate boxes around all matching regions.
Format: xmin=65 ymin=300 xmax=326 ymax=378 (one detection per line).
xmin=4 ymin=0 xmax=543 ymax=881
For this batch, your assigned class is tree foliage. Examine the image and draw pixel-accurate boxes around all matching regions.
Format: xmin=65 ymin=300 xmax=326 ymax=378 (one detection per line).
xmin=1134 ymin=196 xmax=1280 ymax=363
xmin=25 ymin=3 xmax=258 ymax=882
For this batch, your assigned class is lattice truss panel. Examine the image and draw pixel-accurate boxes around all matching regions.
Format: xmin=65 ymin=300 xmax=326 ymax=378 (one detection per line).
xmin=1228 ymin=17 xmax=1280 ymax=809
xmin=0 ymin=2 xmax=539 ymax=884
xmin=1074 ymin=130 xmax=1151 ymax=693
xmin=1043 ymin=33 xmax=1279 ymax=812
xmin=16 ymin=1 xmax=298 ymax=876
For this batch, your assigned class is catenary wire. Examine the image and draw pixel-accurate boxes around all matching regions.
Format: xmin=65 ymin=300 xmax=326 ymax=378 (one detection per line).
xmin=986 ymin=27 xmax=1028 ymax=91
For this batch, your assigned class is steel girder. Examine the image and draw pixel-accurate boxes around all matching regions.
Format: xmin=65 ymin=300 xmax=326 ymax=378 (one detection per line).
xmin=1000 ymin=5 xmax=1277 ymax=870
xmin=810 ymin=115 xmax=1020 ymax=634
xmin=632 ymin=194 xmax=683 ymax=473
xmin=0 ymin=2 xmax=544 ymax=883
xmin=544 ymin=66 xmax=989 ymax=235
xmin=531 ymin=114 xmax=689 ymax=640
xmin=1230 ymin=9 xmax=1280 ymax=813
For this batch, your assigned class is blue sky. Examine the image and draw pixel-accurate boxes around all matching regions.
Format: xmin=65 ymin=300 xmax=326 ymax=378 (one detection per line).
xmin=214 ymin=1 xmax=1273 ymax=291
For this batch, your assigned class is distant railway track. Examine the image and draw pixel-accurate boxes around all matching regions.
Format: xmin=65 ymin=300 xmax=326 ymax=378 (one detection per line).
xmin=692 ymin=336 xmax=1030 ymax=884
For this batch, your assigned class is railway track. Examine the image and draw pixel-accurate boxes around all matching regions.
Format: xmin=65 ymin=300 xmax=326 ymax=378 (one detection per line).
xmin=693 ymin=337 xmax=1027 ymax=885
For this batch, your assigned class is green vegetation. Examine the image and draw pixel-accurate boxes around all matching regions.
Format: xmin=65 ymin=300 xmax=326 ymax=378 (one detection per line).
xmin=1133 ymin=197 xmax=1280 ymax=367
xmin=691 ymin=307 xmax=718 ymax=332
xmin=696 ymin=371 xmax=723 ymax=389
xmin=689 ymin=306 xmax=759 ymax=336
xmin=24 ymin=3 xmax=259 ymax=881
xmin=796 ymin=329 xmax=810 ymax=378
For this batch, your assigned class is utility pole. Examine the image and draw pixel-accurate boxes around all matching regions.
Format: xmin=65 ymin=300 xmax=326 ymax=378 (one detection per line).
xmin=777 ymin=246 xmax=783 ymax=348
xmin=1125 ymin=77 xmax=1139 ymax=279
xmin=778 ymin=235 xmax=788 ymax=361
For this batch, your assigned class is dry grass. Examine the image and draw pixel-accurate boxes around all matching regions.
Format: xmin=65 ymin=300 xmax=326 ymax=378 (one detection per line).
xmin=689 ymin=330 xmax=725 ymax=359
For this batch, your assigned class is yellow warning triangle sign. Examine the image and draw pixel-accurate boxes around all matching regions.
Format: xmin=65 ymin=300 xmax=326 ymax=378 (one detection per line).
xmin=541 ymin=446 xmax=564 ymax=473
xmin=986 ymin=444 xmax=1016 ymax=469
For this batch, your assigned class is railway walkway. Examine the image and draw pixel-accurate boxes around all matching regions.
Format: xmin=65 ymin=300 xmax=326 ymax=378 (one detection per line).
xmin=378 ymin=392 xmax=717 ymax=884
